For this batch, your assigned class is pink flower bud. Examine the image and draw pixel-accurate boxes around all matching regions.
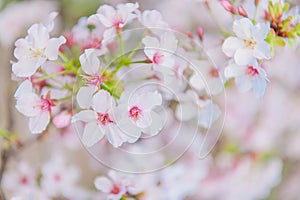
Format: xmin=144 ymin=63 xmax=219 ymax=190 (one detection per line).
xmin=221 ymin=0 xmax=236 ymax=14
xmin=255 ymin=0 xmax=259 ymax=6
xmin=237 ymin=6 xmax=248 ymax=17
xmin=186 ymin=31 xmax=193 ymax=39
xmin=197 ymin=27 xmax=204 ymax=41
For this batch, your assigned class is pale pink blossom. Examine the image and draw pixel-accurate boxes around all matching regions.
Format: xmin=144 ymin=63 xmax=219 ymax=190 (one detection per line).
xmin=72 ymin=90 xmax=130 ymax=147
xmin=142 ymin=32 xmax=178 ymax=70
xmin=224 ymin=60 xmax=268 ymax=98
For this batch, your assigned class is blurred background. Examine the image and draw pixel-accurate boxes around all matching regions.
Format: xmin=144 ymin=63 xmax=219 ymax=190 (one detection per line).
xmin=0 ymin=0 xmax=300 ymax=199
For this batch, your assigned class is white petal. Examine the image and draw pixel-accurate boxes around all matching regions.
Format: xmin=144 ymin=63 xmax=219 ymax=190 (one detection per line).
xmin=29 ymin=111 xmax=50 ymax=134
xmin=14 ymin=38 xmax=30 ymax=60
xmin=116 ymin=115 xmax=141 ymax=142
xmin=142 ymin=111 xmax=163 ymax=136
xmin=224 ymin=64 xmax=245 ymax=78
xmin=253 ymin=23 xmax=269 ymax=41
xmin=234 ymin=48 xmax=255 ymax=65
xmin=71 ymin=110 xmax=97 ymax=123
xmin=15 ymin=93 xmax=40 ymax=117
xmin=207 ymin=79 xmax=224 ymax=95
xmin=27 ymin=24 xmax=49 ymax=49
xmin=142 ymin=36 xmax=160 ymax=59
xmin=106 ymin=125 xmax=126 ymax=147
xmin=222 ymin=37 xmax=244 ymax=57
xmin=233 ymin=18 xmax=253 ymax=40
xmin=235 ymin=76 xmax=252 ymax=92
xmin=252 ymin=77 xmax=267 ymax=98
xmin=44 ymin=12 xmax=58 ymax=32
xmin=160 ymin=32 xmax=177 ymax=52
xmin=14 ymin=80 xmax=33 ymax=99
xmin=96 ymin=5 xmax=115 ymax=27
xmin=190 ymin=73 xmax=205 ymax=91
xmin=76 ymin=86 xmax=97 ymax=109
xmin=175 ymin=102 xmax=197 ymax=121
xmin=79 ymin=49 xmax=100 ymax=75
xmin=82 ymin=121 xmax=104 ymax=147
xmin=12 ymin=60 xmax=39 ymax=77
xmin=92 ymin=90 xmax=114 ymax=113
xmin=94 ymin=177 xmax=113 ymax=193
xmin=136 ymin=110 xmax=152 ymax=128
xmin=253 ymin=41 xmax=271 ymax=60
xmin=45 ymin=36 xmax=66 ymax=60
xmin=198 ymin=102 xmax=221 ymax=128
xmin=137 ymin=92 xmax=162 ymax=110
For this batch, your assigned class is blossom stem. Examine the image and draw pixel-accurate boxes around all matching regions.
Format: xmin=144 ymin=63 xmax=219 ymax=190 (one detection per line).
xmin=59 ymin=52 xmax=69 ymax=63
xmin=37 ymin=70 xmax=70 ymax=82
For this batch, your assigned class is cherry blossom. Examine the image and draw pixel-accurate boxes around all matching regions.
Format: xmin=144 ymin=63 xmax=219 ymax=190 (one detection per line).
xmin=140 ymin=10 xmax=168 ymax=29
xmin=79 ymin=48 xmax=106 ymax=86
xmin=142 ymin=32 xmax=178 ymax=70
xmin=222 ymin=18 xmax=271 ymax=65
xmin=224 ymin=60 xmax=268 ymax=98
xmin=12 ymin=21 xmax=66 ymax=77
xmin=94 ymin=170 xmax=143 ymax=200
xmin=72 ymin=89 xmax=131 ymax=147
xmin=189 ymin=60 xmax=224 ymax=95
xmin=175 ymin=90 xmax=221 ymax=128
xmin=116 ymin=91 xmax=163 ymax=141
xmin=90 ymin=3 xmax=139 ymax=30
xmin=15 ymin=83 xmax=55 ymax=134
xmin=41 ymin=154 xmax=80 ymax=198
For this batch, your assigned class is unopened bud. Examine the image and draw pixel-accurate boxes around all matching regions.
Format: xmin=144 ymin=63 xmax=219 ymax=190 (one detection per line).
xmin=221 ymin=0 xmax=236 ymax=14
xmin=255 ymin=0 xmax=259 ymax=6
xmin=238 ymin=6 xmax=248 ymax=17
xmin=186 ymin=31 xmax=193 ymax=39
xmin=197 ymin=27 xmax=204 ymax=41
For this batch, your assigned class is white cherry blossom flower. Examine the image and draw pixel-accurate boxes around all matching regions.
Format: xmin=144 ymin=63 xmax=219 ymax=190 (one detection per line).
xmin=222 ymin=18 xmax=271 ymax=65
xmin=175 ymin=90 xmax=221 ymax=128
xmin=90 ymin=3 xmax=139 ymax=30
xmin=72 ymin=89 xmax=130 ymax=147
xmin=94 ymin=170 xmax=143 ymax=200
xmin=142 ymin=32 xmax=178 ymax=70
xmin=79 ymin=48 xmax=107 ymax=86
xmin=12 ymin=22 xmax=66 ymax=77
xmin=15 ymin=82 xmax=55 ymax=134
xmin=140 ymin=10 xmax=168 ymax=29
xmin=41 ymin=154 xmax=80 ymax=198
xmin=116 ymin=91 xmax=163 ymax=142
xmin=224 ymin=60 xmax=268 ymax=98
xmin=189 ymin=60 xmax=224 ymax=95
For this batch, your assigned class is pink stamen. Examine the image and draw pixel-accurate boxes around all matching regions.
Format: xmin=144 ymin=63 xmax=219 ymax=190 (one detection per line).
xmin=20 ymin=176 xmax=28 ymax=185
xmin=153 ymin=51 xmax=164 ymax=65
xmin=97 ymin=113 xmax=113 ymax=126
xmin=111 ymin=184 xmax=120 ymax=194
xmin=129 ymin=106 xmax=142 ymax=120
xmin=246 ymin=66 xmax=259 ymax=77
xmin=209 ymin=68 xmax=219 ymax=78
xmin=40 ymin=98 xmax=53 ymax=111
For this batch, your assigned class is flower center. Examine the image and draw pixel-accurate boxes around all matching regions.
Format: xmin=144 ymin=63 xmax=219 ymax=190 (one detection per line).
xmin=97 ymin=113 xmax=113 ymax=126
xmin=246 ymin=66 xmax=259 ymax=77
xmin=111 ymin=184 xmax=120 ymax=194
xmin=54 ymin=173 xmax=61 ymax=182
xmin=113 ymin=12 xmax=124 ymax=28
xmin=209 ymin=68 xmax=219 ymax=78
xmin=40 ymin=98 xmax=53 ymax=111
xmin=29 ymin=48 xmax=46 ymax=60
xmin=129 ymin=106 xmax=142 ymax=120
xmin=244 ymin=39 xmax=256 ymax=48
xmin=20 ymin=176 xmax=28 ymax=185
xmin=86 ymin=74 xmax=107 ymax=86
xmin=153 ymin=51 xmax=164 ymax=65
